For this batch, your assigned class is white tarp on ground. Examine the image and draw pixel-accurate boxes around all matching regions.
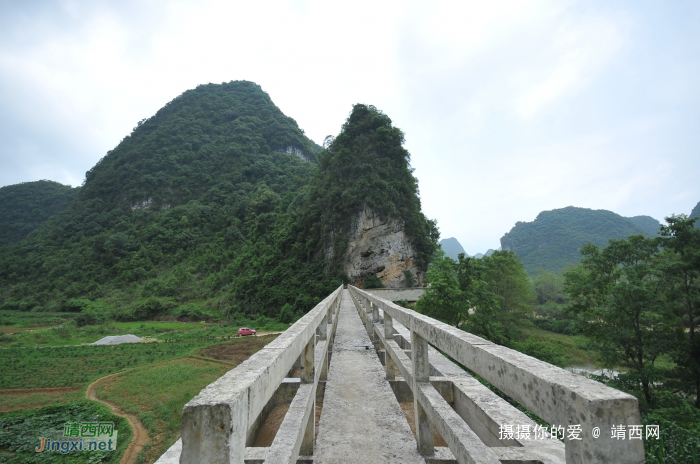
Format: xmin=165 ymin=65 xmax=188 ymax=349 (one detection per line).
xmin=93 ymin=334 xmax=142 ymax=345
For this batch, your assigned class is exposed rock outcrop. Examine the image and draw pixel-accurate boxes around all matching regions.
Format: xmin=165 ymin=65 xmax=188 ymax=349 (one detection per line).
xmin=343 ymin=206 xmax=422 ymax=288
xmin=276 ymin=145 xmax=314 ymax=163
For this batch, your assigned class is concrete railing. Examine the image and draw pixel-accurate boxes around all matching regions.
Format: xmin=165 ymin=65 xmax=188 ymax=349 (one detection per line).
xmin=364 ymin=287 xmax=426 ymax=302
xmin=349 ymin=285 xmax=644 ymax=464
xmin=155 ymin=285 xmax=343 ymax=464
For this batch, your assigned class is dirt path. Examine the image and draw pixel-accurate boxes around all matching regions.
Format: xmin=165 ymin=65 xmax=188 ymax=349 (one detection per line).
xmin=86 ymin=373 xmax=149 ymax=464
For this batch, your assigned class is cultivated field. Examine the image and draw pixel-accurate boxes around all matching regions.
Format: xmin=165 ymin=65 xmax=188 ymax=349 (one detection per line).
xmin=0 ymin=312 xmax=280 ymax=464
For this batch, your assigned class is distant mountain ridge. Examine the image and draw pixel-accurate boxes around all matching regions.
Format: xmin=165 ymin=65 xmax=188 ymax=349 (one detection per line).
xmin=691 ymin=201 xmax=700 ymax=228
xmin=0 ymin=180 xmax=79 ymax=247
xmin=439 ymin=237 xmax=465 ymax=260
xmin=500 ymin=206 xmax=661 ymax=274
xmin=438 ymin=237 xmax=496 ymax=260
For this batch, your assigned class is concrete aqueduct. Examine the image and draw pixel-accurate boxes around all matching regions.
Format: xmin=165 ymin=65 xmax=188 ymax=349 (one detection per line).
xmin=156 ymin=286 xmax=644 ymax=464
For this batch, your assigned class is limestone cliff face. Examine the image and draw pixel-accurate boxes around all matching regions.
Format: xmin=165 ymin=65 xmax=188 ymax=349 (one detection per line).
xmin=343 ymin=206 xmax=422 ymax=288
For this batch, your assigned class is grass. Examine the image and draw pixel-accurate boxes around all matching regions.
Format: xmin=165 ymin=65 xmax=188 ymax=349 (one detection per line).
xmin=0 ymin=311 xmax=282 ymax=464
xmin=0 ymin=313 xmax=285 ymax=348
xmin=110 ymin=322 xmax=201 ymax=331
xmin=95 ymin=358 xmax=230 ymax=464
xmin=516 ymin=326 xmax=601 ymax=367
xmin=0 ymin=341 xmax=230 ymax=390
xmin=0 ymin=390 xmax=83 ymax=414
xmin=93 ymin=335 xmax=278 ymax=463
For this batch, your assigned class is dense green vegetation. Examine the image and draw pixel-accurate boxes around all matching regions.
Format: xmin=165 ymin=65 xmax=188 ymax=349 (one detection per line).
xmin=0 ymin=90 xmax=435 ymax=325
xmin=0 ymin=81 xmax=324 ymax=320
xmin=416 ymin=217 xmax=700 ymax=462
xmin=302 ymin=104 xmax=438 ymax=274
xmin=500 ymin=206 xmax=661 ymax=274
xmin=0 ymin=181 xmax=79 ymax=248
xmin=416 ymin=250 xmax=533 ymax=344
xmin=0 ymin=401 xmax=130 ymax=464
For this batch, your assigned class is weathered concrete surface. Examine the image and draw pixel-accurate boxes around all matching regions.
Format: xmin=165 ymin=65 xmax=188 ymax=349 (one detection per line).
xmin=352 ymin=286 xmax=644 ymax=464
xmin=179 ymin=287 xmax=342 ymax=464
xmin=314 ymin=289 xmax=425 ymax=464
xmin=153 ymin=438 xmax=180 ymax=464
xmin=365 ymin=288 xmax=426 ymax=302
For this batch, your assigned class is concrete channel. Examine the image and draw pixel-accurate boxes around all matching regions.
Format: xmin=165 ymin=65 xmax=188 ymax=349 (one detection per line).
xmin=313 ymin=289 xmax=426 ymax=463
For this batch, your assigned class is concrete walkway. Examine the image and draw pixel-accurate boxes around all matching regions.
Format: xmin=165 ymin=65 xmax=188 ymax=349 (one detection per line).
xmin=314 ymin=290 xmax=425 ymax=464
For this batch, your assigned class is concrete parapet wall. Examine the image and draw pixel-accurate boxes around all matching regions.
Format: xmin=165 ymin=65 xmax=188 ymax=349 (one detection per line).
xmin=350 ymin=285 xmax=644 ymax=464
xmin=171 ymin=286 xmax=343 ymax=464
xmin=365 ymin=287 xmax=426 ymax=302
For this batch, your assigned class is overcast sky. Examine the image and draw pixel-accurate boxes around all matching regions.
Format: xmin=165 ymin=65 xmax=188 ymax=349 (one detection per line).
xmin=1 ymin=0 xmax=698 ymax=254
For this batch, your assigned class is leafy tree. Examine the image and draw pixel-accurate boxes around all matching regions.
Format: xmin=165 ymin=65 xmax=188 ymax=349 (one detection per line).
xmin=363 ymin=274 xmax=384 ymax=289
xmin=480 ymin=250 xmax=534 ymax=339
xmin=402 ymin=269 xmax=416 ymax=287
xmin=416 ymin=252 xmax=463 ymax=327
xmin=417 ymin=251 xmax=506 ymax=343
xmin=659 ymin=215 xmax=700 ymax=407
xmin=565 ymin=235 xmax=679 ymax=405
xmin=533 ymin=269 xmax=565 ymax=305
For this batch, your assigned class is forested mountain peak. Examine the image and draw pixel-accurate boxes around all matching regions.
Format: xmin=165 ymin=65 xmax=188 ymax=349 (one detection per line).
xmin=303 ymin=104 xmax=438 ymax=283
xmin=0 ymin=81 xmax=323 ymax=315
xmin=0 ymin=180 xmax=79 ymax=247
xmin=80 ymin=80 xmax=320 ymax=211
xmin=0 ymin=90 xmax=434 ymax=321
xmin=500 ymin=206 xmax=660 ymax=274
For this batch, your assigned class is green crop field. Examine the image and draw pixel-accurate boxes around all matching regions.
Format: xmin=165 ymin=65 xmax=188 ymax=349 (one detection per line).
xmin=95 ymin=358 xmax=232 ymax=463
xmin=0 ymin=401 xmax=131 ymax=464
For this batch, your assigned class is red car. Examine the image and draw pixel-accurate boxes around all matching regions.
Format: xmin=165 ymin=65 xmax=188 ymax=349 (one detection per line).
xmin=238 ymin=327 xmax=256 ymax=336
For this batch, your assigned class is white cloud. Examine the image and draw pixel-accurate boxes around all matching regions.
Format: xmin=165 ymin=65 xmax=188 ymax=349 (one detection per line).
xmin=513 ymin=13 xmax=626 ymax=119
xmin=0 ymin=0 xmax=697 ymax=252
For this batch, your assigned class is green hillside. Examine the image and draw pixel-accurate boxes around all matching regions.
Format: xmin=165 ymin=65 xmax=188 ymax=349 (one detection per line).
xmin=0 ymin=180 xmax=79 ymax=247
xmin=0 ymin=85 xmax=435 ymax=321
xmin=0 ymin=81 xmax=323 ymax=316
xmin=626 ymin=215 xmax=661 ymax=236
xmin=691 ymin=201 xmax=700 ymax=228
xmin=439 ymin=237 xmax=466 ymax=260
xmin=500 ymin=206 xmax=660 ymax=274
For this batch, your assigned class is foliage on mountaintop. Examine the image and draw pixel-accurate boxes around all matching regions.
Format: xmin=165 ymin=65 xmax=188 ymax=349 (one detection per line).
xmin=228 ymin=104 xmax=438 ymax=312
xmin=0 ymin=88 xmax=435 ymax=322
xmin=0 ymin=180 xmax=79 ymax=247
xmin=303 ymin=104 xmax=438 ymax=272
xmin=500 ymin=206 xmax=661 ymax=274
xmin=0 ymin=81 xmax=325 ymax=318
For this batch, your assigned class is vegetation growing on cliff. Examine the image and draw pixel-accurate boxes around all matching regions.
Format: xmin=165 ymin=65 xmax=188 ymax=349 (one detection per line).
xmin=0 ymin=81 xmax=325 ymax=318
xmin=302 ymin=104 xmax=439 ymax=273
xmin=0 ymin=89 xmax=436 ymax=322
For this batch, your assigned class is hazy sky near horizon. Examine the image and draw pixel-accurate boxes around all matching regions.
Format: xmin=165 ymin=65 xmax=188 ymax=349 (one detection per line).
xmin=1 ymin=0 xmax=698 ymax=254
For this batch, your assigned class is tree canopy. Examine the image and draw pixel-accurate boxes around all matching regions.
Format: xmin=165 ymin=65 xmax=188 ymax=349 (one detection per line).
xmin=0 ymin=180 xmax=79 ymax=247
xmin=501 ymin=206 xmax=661 ymax=274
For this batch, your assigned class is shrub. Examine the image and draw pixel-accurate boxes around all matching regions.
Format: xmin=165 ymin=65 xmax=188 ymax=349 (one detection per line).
xmin=363 ymin=274 xmax=383 ymax=289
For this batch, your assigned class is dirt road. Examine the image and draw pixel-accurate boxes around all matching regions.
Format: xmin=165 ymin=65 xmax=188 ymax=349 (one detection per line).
xmin=85 ymin=373 xmax=149 ymax=464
